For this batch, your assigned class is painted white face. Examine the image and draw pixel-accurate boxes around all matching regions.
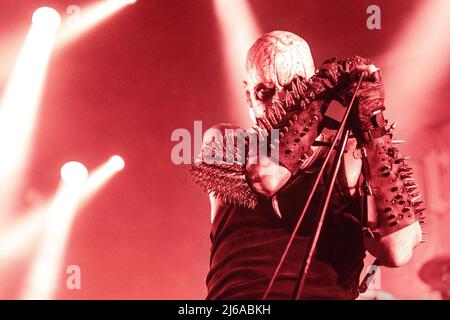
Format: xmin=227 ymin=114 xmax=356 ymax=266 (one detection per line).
xmin=244 ymin=31 xmax=315 ymax=129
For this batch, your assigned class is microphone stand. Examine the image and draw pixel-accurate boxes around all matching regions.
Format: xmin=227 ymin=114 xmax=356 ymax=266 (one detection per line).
xmin=262 ymin=74 xmax=364 ymax=300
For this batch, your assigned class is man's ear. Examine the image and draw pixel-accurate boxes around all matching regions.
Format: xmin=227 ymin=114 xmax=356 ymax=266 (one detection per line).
xmin=242 ymin=80 xmax=248 ymax=90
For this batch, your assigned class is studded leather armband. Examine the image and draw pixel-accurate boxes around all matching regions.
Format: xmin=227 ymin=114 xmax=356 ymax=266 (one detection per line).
xmin=275 ymin=101 xmax=323 ymax=176
xmin=360 ymin=132 xmax=425 ymax=238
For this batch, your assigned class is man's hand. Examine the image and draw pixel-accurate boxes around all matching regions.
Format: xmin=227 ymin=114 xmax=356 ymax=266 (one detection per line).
xmin=338 ymin=56 xmax=386 ymax=140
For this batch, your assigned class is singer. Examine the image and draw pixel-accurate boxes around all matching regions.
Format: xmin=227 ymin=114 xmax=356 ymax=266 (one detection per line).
xmin=190 ymin=31 xmax=425 ymax=299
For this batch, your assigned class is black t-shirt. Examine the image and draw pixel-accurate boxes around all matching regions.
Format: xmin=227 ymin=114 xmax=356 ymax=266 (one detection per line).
xmin=206 ymin=149 xmax=366 ymax=300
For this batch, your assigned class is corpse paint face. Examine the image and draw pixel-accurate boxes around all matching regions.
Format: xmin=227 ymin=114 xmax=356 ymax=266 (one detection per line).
xmin=244 ymin=31 xmax=316 ymax=129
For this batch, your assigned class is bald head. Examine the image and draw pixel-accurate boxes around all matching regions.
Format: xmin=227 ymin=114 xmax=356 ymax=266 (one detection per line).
xmin=244 ymin=31 xmax=315 ymax=127
xmin=246 ymin=31 xmax=315 ymax=89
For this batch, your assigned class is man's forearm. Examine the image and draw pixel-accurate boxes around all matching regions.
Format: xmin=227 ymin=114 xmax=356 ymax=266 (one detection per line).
xmin=359 ymin=131 xmax=424 ymax=263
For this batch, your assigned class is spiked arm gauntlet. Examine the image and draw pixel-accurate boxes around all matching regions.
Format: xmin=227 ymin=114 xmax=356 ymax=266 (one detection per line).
xmin=273 ymin=55 xmax=384 ymax=176
xmin=344 ymin=71 xmax=426 ymax=238
xmin=359 ymin=135 xmax=425 ymax=237
xmin=272 ymin=60 xmax=356 ymax=176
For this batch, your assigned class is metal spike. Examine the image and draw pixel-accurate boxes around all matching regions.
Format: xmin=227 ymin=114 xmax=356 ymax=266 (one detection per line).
xmin=285 ymin=91 xmax=295 ymax=107
xmin=262 ymin=116 xmax=273 ymax=130
xmin=392 ymin=139 xmax=406 ymax=144
xmin=271 ymin=195 xmax=282 ymax=219
xmin=410 ymin=195 xmax=421 ymax=203
xmin=291 ymin=80 xmax=300 ymax=99
xmin=274 ymin=100 xmax=286 ymax=116
xmin=413 ymin=200 xmax=424 ymax=207
xmin=268 ymin=110 xmax=277 ymax=126
xmin=272 ymin=105 xmax=282 ymax=122
xmin=390 ymin=121 xmax=398 ymax=130
xmin=295 ymin=76 xmax=305 ymax=95
xmin=300 ymin=100 xmax=306 ymax=110
xmin=395 ymin=156 xmax=411 ymax=164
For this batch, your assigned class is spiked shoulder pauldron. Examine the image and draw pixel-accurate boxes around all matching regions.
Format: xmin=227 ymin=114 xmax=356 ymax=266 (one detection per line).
xmin=189 ymin=124 xmax=259 ymax=209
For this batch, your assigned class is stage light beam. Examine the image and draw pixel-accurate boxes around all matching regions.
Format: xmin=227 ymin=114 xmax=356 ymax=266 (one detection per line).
xmin=21 ymin=156 xmax=124 ymax=299
xmin=56 ymin=0 xmax=137 ymax=47
xmin=0 ymin=205 xmax=48 ymax=262
xmin=0 ymin=7 xmax=61 ymax=220
xmin=81 ymin=155 xmax=125 ymax=204
xmin=378 ymin=0 xmax=450 ymax=140
xmin=21 ymin=181 xmax=84 ymax=300
xmin=213 ymin=0 xmax=261 ymax=128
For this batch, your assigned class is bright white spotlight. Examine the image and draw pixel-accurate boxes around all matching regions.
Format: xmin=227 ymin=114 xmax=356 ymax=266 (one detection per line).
xmin=110 ymin=155 xmax=125 ymax=171
xmin=0 ymin=7 xmax=61 ymax=220
xmin=60 ymin=161 xmax=89 ymax=185
xmin=32 ymin=7 xmax=62 ymax=30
